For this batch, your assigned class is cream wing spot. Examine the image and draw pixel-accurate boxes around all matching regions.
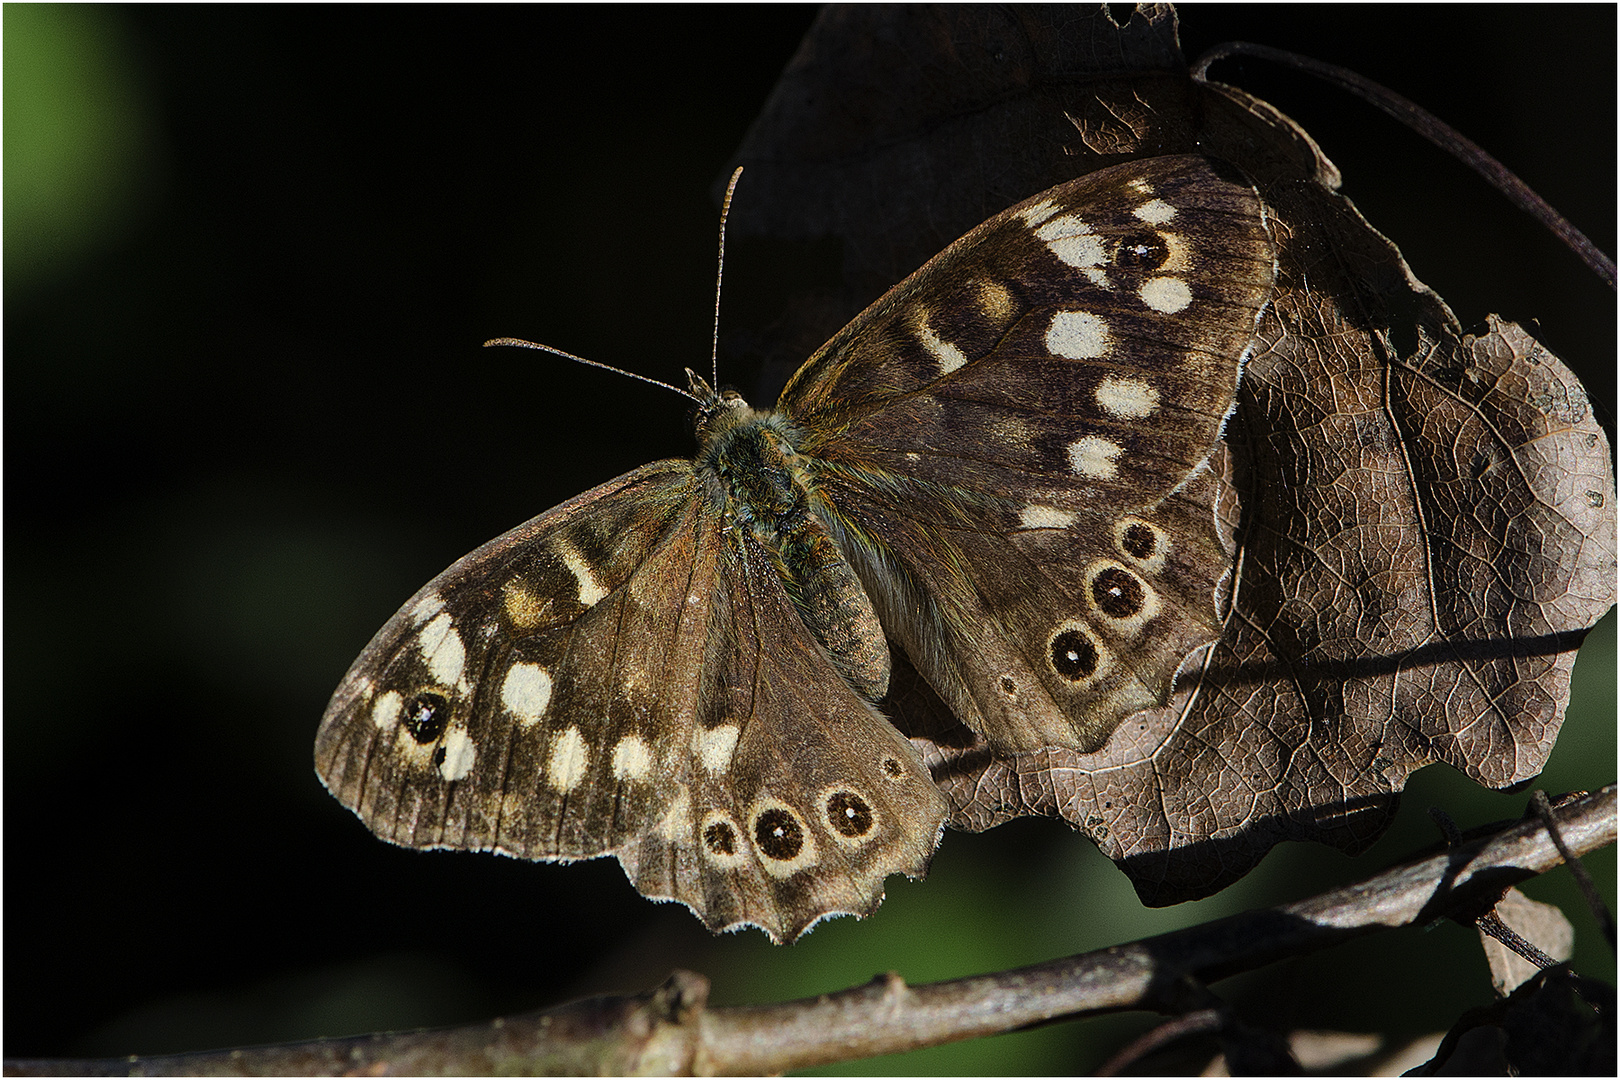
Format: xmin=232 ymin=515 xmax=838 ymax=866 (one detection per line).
xmin=1045 ymin=310 xmax=1111 ymax=360
xmin=557 ymin=541 xmax=609 ymax=607
xmin=1133 ymin=198 xmax=1176 ymax=224
xmin=417 ymin=613 xmax=466 ymax=685
xmin=611 ymin=734 xmax=653 ymax=782
xmin=437 ymin=726 xmax=477 ymax=781
xmin=1139 ymin=276 xmax=1192 ymax=314
xmin=547 ymin=725 xmax=590 ymax=793
xmin=1019 ymin=504 xmax=1078 ymax=529
xmin=1034 ymin=212 xmax=1091 ymax=242
xmin=1017 ymin=197 xmax=1061 ymax=227
xmin=371 ymin=690 xmax=403 ymax=731
xmin=1094 ymin=375 xmax=1161 ymax=419
xmin=410 ymin=592 xmax=445 ymax=625
xmin=695 ymin=724 xmax=740 ymax=774
xmin=912 ymin=311 xmax=968 ymax=375
xmin=1035 ymin=214 xmax=1110 ymax=272
xmin=656 ymin=785 xmax=693 ymax=841
xmin=1068 ymin=435 xmax=1123 ymax=479
xmin=501 ymin=662 xmax=553 ymax=725
xmin=1159 ymin=232 xmax=1192 ymax=273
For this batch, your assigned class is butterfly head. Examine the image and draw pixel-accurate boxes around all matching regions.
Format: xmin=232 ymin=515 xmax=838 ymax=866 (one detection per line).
xmin=686 ymin=367 xmax=757 ymax=442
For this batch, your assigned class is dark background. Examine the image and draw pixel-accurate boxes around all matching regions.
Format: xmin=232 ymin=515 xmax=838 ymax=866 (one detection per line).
xmin=7 ymin=6 xmax=1614 ymax=1073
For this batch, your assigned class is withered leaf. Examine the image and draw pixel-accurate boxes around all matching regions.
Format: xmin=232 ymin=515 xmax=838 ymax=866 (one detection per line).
xmin=1479 ymin=887 xmax=1575 ymax=997
xmin=730 ymin=4 xmax=1616 ymax=902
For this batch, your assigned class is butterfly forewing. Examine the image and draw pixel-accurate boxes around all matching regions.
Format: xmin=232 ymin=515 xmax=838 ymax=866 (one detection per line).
xmin=315 ymin=462 xmax=699 ymax=854
xmin=781 ymin=157 xmax=1277 ymax=754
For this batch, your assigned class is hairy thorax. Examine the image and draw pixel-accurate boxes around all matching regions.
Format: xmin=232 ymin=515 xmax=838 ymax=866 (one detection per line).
xmin=696 ymin=397 xmax=891 ymax=700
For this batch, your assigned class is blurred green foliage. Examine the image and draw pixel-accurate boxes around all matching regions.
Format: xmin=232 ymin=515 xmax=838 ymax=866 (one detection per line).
xmin=4 ymin=4 xmax=158 ymax=293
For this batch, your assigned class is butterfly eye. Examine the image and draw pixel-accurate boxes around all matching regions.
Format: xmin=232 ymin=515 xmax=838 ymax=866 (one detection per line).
xmin=401 ymin=692 xmax=450 ymax=744
xmin=1091 ymin=567 xmax=1147 ymax=619
xmin=1050 ymin=628 xmax=1101 ymax=681
xmin=824 ymin=790 xmax=875 ymax=839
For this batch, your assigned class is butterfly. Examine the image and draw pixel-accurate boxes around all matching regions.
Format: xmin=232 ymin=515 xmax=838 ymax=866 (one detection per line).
xmin=314 ymin=155 xmax=1278 ymax=942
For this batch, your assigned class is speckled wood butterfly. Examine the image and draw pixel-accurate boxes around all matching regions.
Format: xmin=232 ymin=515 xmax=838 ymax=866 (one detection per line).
xmin=314 ymin=155 xmax=1278 ymax=941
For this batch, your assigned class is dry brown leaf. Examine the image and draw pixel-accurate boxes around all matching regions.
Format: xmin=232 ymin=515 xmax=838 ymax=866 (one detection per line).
xmin=732 ymin=4 xmax=1615 ymax=903
xmin=1479 ymin=887 xmax=1576 ymax=995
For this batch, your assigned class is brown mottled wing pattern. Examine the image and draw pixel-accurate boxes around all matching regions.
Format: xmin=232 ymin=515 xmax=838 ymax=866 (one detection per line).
xmin=314 ymin=461 xmax=945 ymax=942
xmin=780 ymin=156 xmax=1278 ymax=755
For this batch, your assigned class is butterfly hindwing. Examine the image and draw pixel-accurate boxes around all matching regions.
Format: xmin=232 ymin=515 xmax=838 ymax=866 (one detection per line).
xmin=781 ymin=156 xmax=1277 ymax=755
xmin=620 ymin=523 xmax=946 ymax=941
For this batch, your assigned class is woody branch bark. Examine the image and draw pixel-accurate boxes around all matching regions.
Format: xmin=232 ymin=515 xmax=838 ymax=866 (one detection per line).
xmin=11 ymin=784 xmax=1612 ymax=1077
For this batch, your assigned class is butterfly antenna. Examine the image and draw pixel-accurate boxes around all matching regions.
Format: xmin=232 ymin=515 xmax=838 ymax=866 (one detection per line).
xmin=483 ymin=337 xmax=703 ymax=404
xmin=711 ymin=166 xmax=744 ymax=389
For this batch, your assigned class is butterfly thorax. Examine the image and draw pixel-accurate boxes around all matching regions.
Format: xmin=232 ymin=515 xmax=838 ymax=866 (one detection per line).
xmin=695 ymin=395 xmax=890 ymax=701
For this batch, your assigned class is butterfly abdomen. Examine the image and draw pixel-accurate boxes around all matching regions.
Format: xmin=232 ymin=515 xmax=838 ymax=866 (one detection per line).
xmin=698 ymin=407 xmax=890 ymax=700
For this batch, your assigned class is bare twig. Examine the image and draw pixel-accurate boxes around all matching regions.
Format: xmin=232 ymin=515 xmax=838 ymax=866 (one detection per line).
xmin=9 ymin=785 xmax=1613 ymax=1077
xmin=1093 ymin=1008 xmax=1223 ymax=1076
xmin=1476 ymin=911 xmax=1562 ymax=971
xmin=1531 ymin=789 xmax=1617 ymax=950
xmin=1192 ymin=41 xmax=1617 ymax=288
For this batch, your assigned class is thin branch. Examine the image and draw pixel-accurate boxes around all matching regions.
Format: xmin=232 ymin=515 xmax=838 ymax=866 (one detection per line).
xmin=1531 ymin=788 xmax=1616 ymax=950
xmin=1192 ymin=41 xmax=1616 ymax=288
xmin=1476 ymin=910 xmax=1562 ymax=971
xmin=10 ymin=785 xmax=1613 ymax=1077
xmin=1093 ymin=1008 xmax=1223 ymax=1076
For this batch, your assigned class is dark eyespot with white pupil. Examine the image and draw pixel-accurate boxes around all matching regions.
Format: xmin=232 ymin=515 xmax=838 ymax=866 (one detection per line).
xmin=1092 ymin=567 xmax=1146 ymax=618
xmin=1051 ymin=630 xmax=1099 ymax=680
xmin=402 ymin=692 xmax=450 ymax=744
xmin=1113 ymin=233 xmax=1170 ymax=271
xmin=703 ymin=820 xmax=737 ymax=857
xmin=1121 ymin=523 xmax=1157 ymax=559
xmin=754 ymin=808 xmax=804 ymax=860
xmin=826 ymin=791 xmax=874 ymax=838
